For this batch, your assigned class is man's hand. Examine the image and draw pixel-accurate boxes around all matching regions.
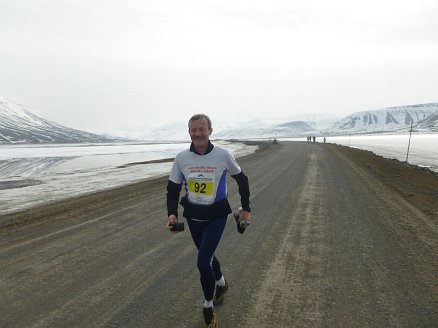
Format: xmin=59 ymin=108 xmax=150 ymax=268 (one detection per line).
xmin=166 ymin=215 xmax=179 ymax=232
xmin=234 ymin=209 xmax=251 ymax=234
xmin=239 ymin=210 xmax=251 ymax=222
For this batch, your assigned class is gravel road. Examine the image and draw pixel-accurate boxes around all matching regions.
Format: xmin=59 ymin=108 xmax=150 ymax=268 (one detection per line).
xmin=1 ymin=141 xmax=436 ymax=328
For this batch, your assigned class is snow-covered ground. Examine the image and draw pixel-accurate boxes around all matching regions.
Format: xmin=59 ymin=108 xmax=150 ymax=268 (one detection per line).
xmin=282 ymin=133 xmax=438 ymax=172
xmin=0 ymin=141 xmax=258 ymax=214
xmin=329 ymin=134 xmax=438 ymax=171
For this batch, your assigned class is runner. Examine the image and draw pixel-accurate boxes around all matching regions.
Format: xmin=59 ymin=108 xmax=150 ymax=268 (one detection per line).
xmin=166 ymin=114 xmax=251 ymax=328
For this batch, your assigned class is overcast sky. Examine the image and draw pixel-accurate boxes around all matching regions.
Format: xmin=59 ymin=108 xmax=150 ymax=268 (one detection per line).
xmin=1 ymin=0 xmax=437 ymax=134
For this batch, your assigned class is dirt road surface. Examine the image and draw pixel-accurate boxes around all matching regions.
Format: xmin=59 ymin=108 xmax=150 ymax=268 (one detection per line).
xmin=1 ymin=142 xmax=437 ymax=327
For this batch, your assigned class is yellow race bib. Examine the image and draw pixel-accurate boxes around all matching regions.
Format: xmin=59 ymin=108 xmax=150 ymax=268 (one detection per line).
xmin=187 ymin=180 xmax=214 ymax=195
xmin=187 ymin=172 xmax=215 ymax=205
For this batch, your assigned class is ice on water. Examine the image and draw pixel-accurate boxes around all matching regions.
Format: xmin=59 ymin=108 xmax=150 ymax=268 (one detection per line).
xmin=0 ymin=141 xmax=258 ymax=214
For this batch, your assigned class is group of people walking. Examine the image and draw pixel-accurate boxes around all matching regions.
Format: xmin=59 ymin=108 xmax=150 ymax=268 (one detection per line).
xmin=307 ymin=136 xmax=326 ymax=143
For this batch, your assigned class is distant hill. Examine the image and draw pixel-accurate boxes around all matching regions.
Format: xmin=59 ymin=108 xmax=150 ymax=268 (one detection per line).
xmin=141 ymin=120 xmax=239 ymax=141
xmin=128 ymin=103 xmax=438 ymax=140
xmin=213 ymin=117 xmax=337 ymax=139
xmin=416 ymin=111 xmax=438 ymax=131
xmin=215 ymin=103 xmax=438 ymax=139
xmin=324 ymin=103 xmax=438 ymax=135
xmin=0 ymin=97 xmax=118 ymax=144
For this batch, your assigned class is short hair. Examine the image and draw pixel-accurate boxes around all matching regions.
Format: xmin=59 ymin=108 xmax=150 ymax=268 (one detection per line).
xmin=188 ymin=114 xmax=212 ymax=129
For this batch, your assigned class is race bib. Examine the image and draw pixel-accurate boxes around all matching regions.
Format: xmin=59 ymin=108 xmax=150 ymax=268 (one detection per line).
xmin=187 ymin=172 xmax=215 ymax=205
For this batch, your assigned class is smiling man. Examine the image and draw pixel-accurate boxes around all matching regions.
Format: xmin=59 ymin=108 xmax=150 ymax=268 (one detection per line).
xmin=166 ymin=113 xmax=251 ymax=328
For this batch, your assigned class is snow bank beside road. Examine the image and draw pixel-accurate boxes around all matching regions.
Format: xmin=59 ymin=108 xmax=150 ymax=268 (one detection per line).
xmin=0 ymin=141 xmax=258 ymax=214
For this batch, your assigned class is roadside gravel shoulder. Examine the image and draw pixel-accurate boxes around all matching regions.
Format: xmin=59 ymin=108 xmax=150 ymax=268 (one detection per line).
xmin=327 ymin=143 xmax=438 ymax=220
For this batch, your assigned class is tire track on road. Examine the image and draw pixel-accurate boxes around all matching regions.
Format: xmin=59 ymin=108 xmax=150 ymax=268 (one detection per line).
xmin=245 ymin=151 xmax=328 ymax=328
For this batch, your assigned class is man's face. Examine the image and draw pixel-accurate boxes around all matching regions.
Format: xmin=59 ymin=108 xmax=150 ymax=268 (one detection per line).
xmin=189 ymin=118 xmax=212 ymax=149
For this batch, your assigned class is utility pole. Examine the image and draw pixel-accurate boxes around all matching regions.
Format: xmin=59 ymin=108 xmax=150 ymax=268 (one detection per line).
xmin=406 ymin=122 xmax=413 ymax=163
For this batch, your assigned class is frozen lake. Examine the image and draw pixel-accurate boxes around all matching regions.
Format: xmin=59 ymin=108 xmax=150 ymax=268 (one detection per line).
xmin=0 ymin=141 xmax=258 ymax=214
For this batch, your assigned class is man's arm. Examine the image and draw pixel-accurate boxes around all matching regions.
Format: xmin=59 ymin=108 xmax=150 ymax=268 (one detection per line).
xmin=231 ymin=171 xmax=251 ymax=213
xmin=166 ymin=180 xmax=182 ymax=217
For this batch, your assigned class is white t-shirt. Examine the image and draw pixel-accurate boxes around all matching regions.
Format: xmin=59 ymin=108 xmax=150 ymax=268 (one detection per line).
xmin=169 ymin=145 xmax=241 ymax=206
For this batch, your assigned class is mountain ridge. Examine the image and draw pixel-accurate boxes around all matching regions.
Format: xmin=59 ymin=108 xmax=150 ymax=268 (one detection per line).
xmin=1 ymin=97 xmax=437 ymax=143
xmin=0 ymin=97 xmax=117 ymax=144
xmin=212 ymin=103 xmax=438 ymax=140
xmin=325 ymin=103 xmax=438 ymax=136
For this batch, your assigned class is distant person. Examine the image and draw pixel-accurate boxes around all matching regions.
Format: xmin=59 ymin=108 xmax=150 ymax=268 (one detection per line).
xmin=273 ymin=138 xmax=278 ymax=145
xmin=323 ymin=137 xmax=326 ymax=143
xmin=312 ymin=136 xmax=316 ymax=143
xmin=166 ymin=114 xmax=251 ymax=328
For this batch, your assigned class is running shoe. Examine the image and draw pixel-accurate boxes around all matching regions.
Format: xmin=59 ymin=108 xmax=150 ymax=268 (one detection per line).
xmin=202 ymin=306 xmax=217 ymax=328
xmin=213 ymin=280 xmax=229 ymax=305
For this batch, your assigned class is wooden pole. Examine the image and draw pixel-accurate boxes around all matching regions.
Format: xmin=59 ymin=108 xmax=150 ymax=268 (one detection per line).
xmin=406 ymin=122 xmax=413 ymax=163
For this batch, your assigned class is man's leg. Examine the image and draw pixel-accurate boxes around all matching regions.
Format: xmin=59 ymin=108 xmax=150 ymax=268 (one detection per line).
xmin=198 ymin=218 xmax=227 ymax=302
xmin=187 ymin=218 xmax=227 ymax=302
xmin=211 ymin=255 xmax=223 ymax=281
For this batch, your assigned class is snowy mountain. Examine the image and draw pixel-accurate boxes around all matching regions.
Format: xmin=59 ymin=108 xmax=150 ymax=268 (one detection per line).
xmin=214 ymin=121 xmax=312 ymax=139
xmin=136 ymin=103 xmax=438 ymax=141
xmin=2 ymin=96 xmax=436 ymax=143
xmin=325 ymin=103 xmax=438 ymax=135
xmin=415 ymin=111 xmax=438 ymax=131
xmin=216 ymin=104 xmax=438 ymax=139
xmin=121 ymin=115 xmax=339 ymax=141
xmin=140 ymin=119 xmax=239 ymax=141
xmin=0 ymin=97 xmax=116 ymax=144
xmin=214 ymin=117 xmax=337 ymax=139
